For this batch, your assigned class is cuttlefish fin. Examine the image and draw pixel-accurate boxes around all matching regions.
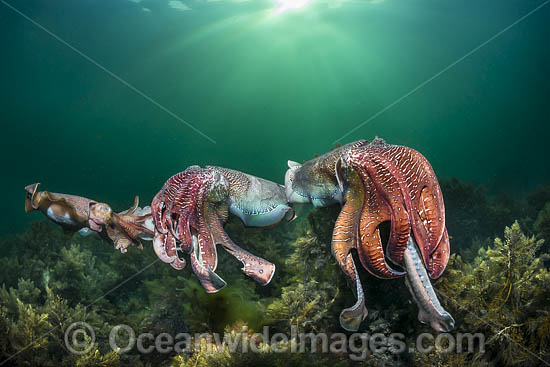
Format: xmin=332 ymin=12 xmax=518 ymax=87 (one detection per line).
xmin=287 ymin=160 xmax=302 ymax=168
xmin=24 ymin=183 xmax=40 ymax=212
xmin=43 ymin=192 xmax=84 ymax=221
xmin=45 ymin=194 xmax=83 ymax=226
xmin=42 ymin=191 xmax=65 ymax=203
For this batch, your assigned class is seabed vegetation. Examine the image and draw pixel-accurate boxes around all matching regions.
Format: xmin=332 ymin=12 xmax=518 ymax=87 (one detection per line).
xmin=1 ymin=178 xmax=549 ymax=366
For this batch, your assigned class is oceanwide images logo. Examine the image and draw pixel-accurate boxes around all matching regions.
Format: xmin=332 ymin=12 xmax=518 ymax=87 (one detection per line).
xmin=65 ymin=322 xmax=485 ymax=360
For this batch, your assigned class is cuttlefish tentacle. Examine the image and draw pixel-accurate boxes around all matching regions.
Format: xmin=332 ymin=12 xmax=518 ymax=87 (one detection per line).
xmin=165 ymin=214 xmax=179 ymax=240
xmin=163 ymin=233 xmax=178 ymax=260
xmin=346 ymin=141 xmax=447 ymax=269
xmin=165 ymin=234 xmax=183 ymax=270
xmin=407 ymin=150 xmax=446 ymax=247
xmin=118 ymin=196 xmax=140 ymax=215
xmin=418 ymin=185 xmax=448 ymax=278
xmin=368 ymin=158 xmax=411 ymax=266
xmin=177 ymin=211 xmax=194 ymax=254
xmin=152 ymin=228 xmax=185 ymax=270
xmin=157 ymin=169 xmax=226 ymax=283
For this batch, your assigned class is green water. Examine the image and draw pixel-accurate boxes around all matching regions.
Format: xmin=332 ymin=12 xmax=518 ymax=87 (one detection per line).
xmin=1 ymin=0 xmax=549 ymax=235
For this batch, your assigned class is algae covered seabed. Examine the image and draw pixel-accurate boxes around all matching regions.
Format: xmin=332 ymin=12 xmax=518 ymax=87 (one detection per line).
xmin=1 ymin=181 xmax=550 ymax=366
xmin=1 ymin=0 xmax=549 ymax=366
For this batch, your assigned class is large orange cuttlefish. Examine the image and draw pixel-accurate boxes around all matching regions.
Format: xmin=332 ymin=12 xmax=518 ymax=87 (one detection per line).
xmin=285 ymin=138 xmax=454 ymax=332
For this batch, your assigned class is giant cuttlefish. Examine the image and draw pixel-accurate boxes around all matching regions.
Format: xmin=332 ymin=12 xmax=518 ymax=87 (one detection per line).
xmin=24 ymin=139 xmax=454 ymax=334
xmin=285 ymin=138 xmax=454 ymax=332
xmin=150 ymin=165 xmax=295 ymax=293
xmin=25 ymin=183 xmax=153 ymax=252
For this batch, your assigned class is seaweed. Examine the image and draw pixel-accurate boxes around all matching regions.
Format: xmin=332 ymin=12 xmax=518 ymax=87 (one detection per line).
xmin=73 ymin=338 xmax=120 ymax=367
xmin=535 ymin=202 xmax=550 ymax=255
xmin=439 ymin=221 xmax=550 ymax=366
xmin=1 ymin=178 xmax=550 ymax=366
xmin=266 ymin=279 xmax=337 ymax=333
xmin=169 ymin=328 xmax=349 ymax=367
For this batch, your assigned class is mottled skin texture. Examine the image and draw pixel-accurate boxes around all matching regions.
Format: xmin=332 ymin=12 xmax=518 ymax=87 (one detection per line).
xmin=285 ymin=138 xmax=453 ymax=332
xmin=286 ymin=140 xmax=368 ymax=207
xmin=25 ymin=183 xmax=153 ymax=252
xmin=150 ymin=166 xmax=293 ymax=293
xmin=344 ymin=139 xmax=449 ymax=277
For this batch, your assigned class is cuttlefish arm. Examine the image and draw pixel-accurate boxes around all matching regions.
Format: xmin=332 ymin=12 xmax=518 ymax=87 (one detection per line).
xmin=332 ymin=186 xmax=368 ymax=331
xmin=206 ymin=202 xmax=276 ymax=285
xmin=150 ymin=168 xmax=227 ymax=291
xmin=403 ymin=236 xmax=455 ymax=332
xmin=118 ymin=195 xmax=140 ymax=215
xmin=108 ymin=212 xmax=154 ymax=252
xmin=151 ymin=166 xmax=291 ymax=293
xmin=427 ymin=229 xmax=450 ymax=279
xmin=88 ymin=198 xmax=154 ymax=253
xmin=189 ymin=231 xmax=227 ymax=293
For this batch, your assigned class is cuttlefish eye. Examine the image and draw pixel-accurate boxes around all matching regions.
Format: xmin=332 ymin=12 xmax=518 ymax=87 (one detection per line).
xmin=90 ymin=202 xmax=113 ymax=223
